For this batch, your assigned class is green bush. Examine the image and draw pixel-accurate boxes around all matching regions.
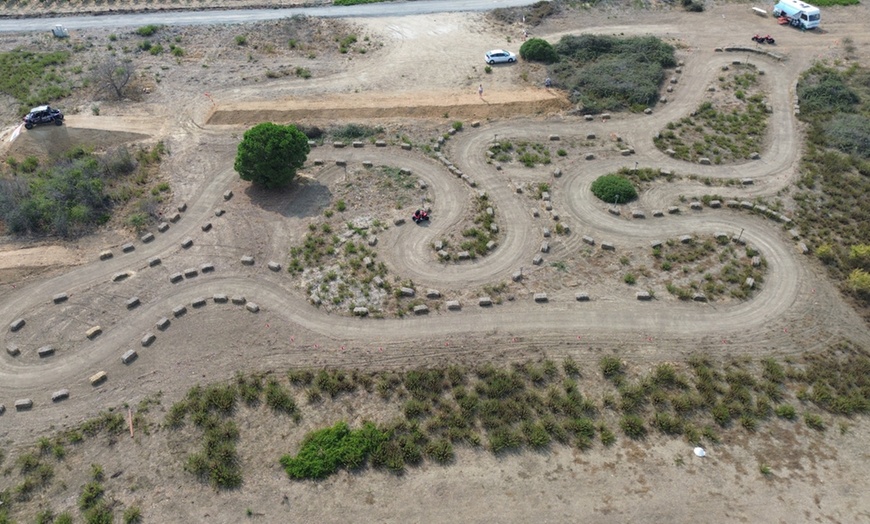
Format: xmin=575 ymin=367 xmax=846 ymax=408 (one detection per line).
xmin=652 ymin=412 xmax=683 ymax=435
xmin=280 ymin=421 xmax=385 ymax=479
xmin=775 ymin=404 xmax=797 ymax=420
xmin=404 ymin=399 xmax=429 ymax=419
xmin=265 ymin=380 xmax=297 ymax=414
xmin=519 ymin=38 xmax=558 ymax=63
xmin=849 ymin=269 xmax=870 ymax=294
xmin=620 ymin=415 xmax=647 ymax=439
xmin=136 ymin=25 xmax=161 ymax=37
xmin=84 ymin=503 xmax=113 ymax=524
xmin=0 ymin=151 xmax=117 ymax=237
xmin=331 ymin=123 xmax=380 ymax=140
xmin=521 ymin=421 xmax=551 ymax=448
xmin=0 ymin=50 xmax=71 ymax=109
xmin=123 ymin=506 xmax=143 ymax=524
xmin=850 ymin=244 xmax=870 ymax=268
xmin=590 ymin=175 xmax=638 ymax=204
xmin=823 ymin=113 xmax=870 ymax=158
xmin=573 ymin=57 xmax=664 ymax=111
xmin=236 ymin=374 xmax=263 ymax=406
xmin=563 ymin=357 xmax=581 ymax=377
xmin=487 ymin=426 xmax=521 ymax=453
xmin=599 ymin=356 xmax=624 ymax=379
xmin=797 ymin=66 xmax=859 ymax=116
xmin=78 ymin=481 xmax=104 ymax=510
xmin=555 ymin=35 xmax=675 ymax=66
xmin=804 ymin=413 xmax=826 ymax=431
xmin=234 ymin=122 xmax=309 ymax=189
xmin=424 ymin=439 xmax=454 ymax=464
xmin=549 ymin=35 xmax=674 ymax=112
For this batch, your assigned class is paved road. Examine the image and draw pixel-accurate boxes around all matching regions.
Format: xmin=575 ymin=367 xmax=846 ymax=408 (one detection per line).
xmin=0 ymin=0 xmax=538 ymax=32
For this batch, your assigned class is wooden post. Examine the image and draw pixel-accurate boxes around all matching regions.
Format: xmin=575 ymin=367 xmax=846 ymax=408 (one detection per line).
xmin=128 ymin=407 xmax=134 ymax=438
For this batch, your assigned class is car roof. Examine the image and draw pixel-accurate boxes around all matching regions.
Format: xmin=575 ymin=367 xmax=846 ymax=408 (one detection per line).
xmin=487 ymin=49 xmax=508 ymax=54
xmin=30 ymin=105 xmax=50 ymax=113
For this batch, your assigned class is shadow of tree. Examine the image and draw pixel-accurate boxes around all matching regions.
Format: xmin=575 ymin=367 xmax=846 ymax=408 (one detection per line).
xmin=243 ymin=175 xmax=332 ymax=219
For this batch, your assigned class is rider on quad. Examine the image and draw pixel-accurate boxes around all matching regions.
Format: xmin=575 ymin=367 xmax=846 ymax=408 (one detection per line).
xmin=413 ymin=209 xmax=430 ymax=224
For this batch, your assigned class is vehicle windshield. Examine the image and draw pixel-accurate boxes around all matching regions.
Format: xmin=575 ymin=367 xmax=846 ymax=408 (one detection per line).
xmin=809 ymin=13 xmax=820 ymax=20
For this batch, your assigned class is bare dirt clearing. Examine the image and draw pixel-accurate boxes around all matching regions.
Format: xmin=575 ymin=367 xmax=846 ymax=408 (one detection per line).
xmin=2 ymin=2 xmax=870 ymax=522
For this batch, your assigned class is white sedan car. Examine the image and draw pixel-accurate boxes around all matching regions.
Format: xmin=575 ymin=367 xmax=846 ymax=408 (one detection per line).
xmin=484 ymin=49 xmax=517 ymax=65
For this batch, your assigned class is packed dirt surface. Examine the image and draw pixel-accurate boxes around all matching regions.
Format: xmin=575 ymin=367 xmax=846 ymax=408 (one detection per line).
xmin=2 ymin=1 xmax=870 ymax=522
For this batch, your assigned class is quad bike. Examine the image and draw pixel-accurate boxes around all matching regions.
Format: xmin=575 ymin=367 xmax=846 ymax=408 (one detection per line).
xmin=412 ymin=209 xmax=430 ymax=224
xmin=751 ymin=34 xmax=776 ymax=44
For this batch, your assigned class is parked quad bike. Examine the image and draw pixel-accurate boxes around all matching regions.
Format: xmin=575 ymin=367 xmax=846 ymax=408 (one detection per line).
xmin=412 ymin=209 xmax=430 ymax=224
xmin=752 ymin=34 xmax=776 ymax=44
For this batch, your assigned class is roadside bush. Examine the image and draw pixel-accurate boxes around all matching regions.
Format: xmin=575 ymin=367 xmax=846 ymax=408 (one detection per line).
xmin=135 ymin=25 xmax=161 ymax=37
xmin=331 ymin=123 xmax=381 ymax=140
xmin=519 ymin=38 xmax=558 ymax=64
xmin=590 ymin=175 xmax=638 ymax=204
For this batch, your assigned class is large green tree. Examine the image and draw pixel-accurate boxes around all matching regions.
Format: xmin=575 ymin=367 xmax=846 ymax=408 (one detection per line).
xmin=234 ymin=122 xmax=310 ymax=189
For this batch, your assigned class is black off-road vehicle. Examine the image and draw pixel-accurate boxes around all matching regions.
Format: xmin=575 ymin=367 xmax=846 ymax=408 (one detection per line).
xmin=23 ymin=105 xmax=64 ymax=129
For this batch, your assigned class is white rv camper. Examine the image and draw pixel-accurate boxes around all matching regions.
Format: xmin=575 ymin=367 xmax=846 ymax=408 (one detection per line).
xmin=773 ymin=0 xmax=821 ymax=29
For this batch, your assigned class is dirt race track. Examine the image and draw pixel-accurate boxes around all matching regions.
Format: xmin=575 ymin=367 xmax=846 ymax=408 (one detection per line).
xmin=2 ymin=3 xmax=870 ymax=522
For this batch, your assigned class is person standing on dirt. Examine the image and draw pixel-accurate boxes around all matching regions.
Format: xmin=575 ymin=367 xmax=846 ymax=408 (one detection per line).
xmin=545 ymin=77 xmax=552 ymax=88
xmin=478 ymin=84 xmax=484 ymax=98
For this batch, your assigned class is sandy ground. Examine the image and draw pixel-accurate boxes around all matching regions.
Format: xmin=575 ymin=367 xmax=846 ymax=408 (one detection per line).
xmin=2 ymin=1 xmax=870 ymax=522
